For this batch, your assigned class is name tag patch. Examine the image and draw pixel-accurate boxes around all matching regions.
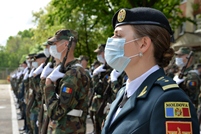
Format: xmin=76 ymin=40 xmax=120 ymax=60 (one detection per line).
xmin=164 ymin=102 xmax=191 ymax=118
xmin=166 ymin=121 xmax=192 ymax=134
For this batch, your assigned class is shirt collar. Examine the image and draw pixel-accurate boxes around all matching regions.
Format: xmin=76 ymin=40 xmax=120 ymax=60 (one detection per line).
xmin=125 ymin=65 xmax=160 ymax=98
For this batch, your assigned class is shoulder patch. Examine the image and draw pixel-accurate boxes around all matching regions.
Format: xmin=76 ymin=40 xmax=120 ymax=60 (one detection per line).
xmin=166 ymin=121 xmax=192 ymax=134
xmin=155 ymin=76 xmax=179 ymax=91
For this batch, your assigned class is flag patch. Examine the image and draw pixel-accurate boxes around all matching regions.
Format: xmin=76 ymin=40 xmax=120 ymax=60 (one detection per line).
xmin=62 ymin=87 xmax=72 ymax=94
xmin=164 ymin=102 xmax=191 ymax=118
xmin=166 ymin=121 xmax=192 ymax=134
xmin=189 ymin=81 xmax=196 ymax=86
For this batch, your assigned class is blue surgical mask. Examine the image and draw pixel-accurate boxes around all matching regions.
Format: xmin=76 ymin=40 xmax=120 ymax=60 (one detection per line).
xmin=175 ymin=57 xmax=185 ymax=68
xmin=97 ymin=55 xmax=105 ymax=63
xmin=104 ymin=38 xmax=142 ymax=73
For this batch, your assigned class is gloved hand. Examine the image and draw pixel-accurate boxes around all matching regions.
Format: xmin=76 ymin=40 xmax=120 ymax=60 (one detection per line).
xmin=29 ymin=68 xmax=35 ymax=78
xmin=110 ymin=69 xmax=122 ymax=82
xmin=23 ymin=71 xmax=29 ymax=80
xmin=22 ymin=67 xmax=28 ymax=75
xmin=40 ymin=62 xmax=54 ymax=79
xmin=17 ymin=71 xmax=23 ymax=79
xmin=33 ymin=63 xmax=44 ymax=77
xmin=47 ymin=65 xmax=65 ymax=82
xmin=36 ymin=120 xmax=39 ymax=127
xmin=93 ymin=64 xmax=106 ymax=76
xmin=104 ymin=103 xmax=111 ymax=114
xmin=173 ymin=75 xmax=184 ymax=84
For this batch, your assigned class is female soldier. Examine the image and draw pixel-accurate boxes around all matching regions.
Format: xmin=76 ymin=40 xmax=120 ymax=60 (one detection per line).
xmin=102 ymin=7 xmax=199 ymax=134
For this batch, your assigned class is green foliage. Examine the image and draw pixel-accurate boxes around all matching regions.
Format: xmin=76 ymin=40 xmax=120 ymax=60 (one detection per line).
xmin=1 ymin=0 xmax=195 ymax=69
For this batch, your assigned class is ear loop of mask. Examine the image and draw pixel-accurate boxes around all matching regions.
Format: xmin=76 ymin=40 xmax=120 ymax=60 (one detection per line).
xmin=55 ymin=41 xmax=67 ymax=53
xmin=125 ymin=38 xmax=143 ymax=59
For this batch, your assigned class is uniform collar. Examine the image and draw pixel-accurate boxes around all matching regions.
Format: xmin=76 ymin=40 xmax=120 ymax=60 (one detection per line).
xmin=125 ymin=65 xmax=159 ymax=98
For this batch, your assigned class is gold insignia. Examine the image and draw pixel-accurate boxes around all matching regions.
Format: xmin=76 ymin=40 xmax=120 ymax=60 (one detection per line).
xmin=157 ymin=76 xmax=164 ymax=81
xmin=117 ymin=9 xmax=126 ymax=22
xmin=162 ymin=84 xmax=179 ymax=90
xmin=137 ymin=86 xmax=147 ymax=97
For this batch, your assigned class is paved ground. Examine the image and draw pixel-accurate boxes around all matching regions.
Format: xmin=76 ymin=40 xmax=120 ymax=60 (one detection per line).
xmin=0 ymin=84 xmax=93 ymax=134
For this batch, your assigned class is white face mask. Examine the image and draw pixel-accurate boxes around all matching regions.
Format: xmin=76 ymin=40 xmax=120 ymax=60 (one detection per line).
xmin=49 ymin=43 xmax=66 ymax=60
xmin=175 ymin=57 xmax=185 ymax=68
xmin=44 ymin=48 xmax=50 ymax=58
xmin=19 ymin=67 xmax=25 ymax=71
xmin=97 ymin=55 xmax=105 ymax=63
xmin=32 ymin=62 xmax=38 ymax=68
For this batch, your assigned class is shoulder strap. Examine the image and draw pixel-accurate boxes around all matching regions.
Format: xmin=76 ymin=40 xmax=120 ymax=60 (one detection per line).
xmin=155 ymin=76 xmax=179 ymax=91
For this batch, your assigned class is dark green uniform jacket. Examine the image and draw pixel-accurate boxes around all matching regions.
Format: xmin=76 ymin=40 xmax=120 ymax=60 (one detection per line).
xmin=101 ymin=68 xmax=199 ymax=134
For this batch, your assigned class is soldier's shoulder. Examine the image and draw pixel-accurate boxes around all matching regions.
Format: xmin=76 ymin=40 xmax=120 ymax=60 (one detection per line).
xmin=154 ymin=76 xmax=179 ymax=91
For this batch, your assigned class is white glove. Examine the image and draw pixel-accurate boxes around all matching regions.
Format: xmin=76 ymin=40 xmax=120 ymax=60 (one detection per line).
xmin=103 ymin=103 xmax=111 ymax=114
xmin=33 ymin=63 xmax=44 ymax=76
xmin=22 ymin=67 xmax=28 ymax=74
xmin=110 ymin=69 xmax=122 ymax=82
xmin=29 ymin=68 xmax=35 ymax=78
xmin=23 ymin=71 xmax=29 ymax=80
xmin=36 ymin=120 xmax=39 ymax=127
xmin=173 ymin=75 xmax=185 ymax=84
xmin=47 ymin=65 xmax=65 ymax=82
xmin=17 ymin=71 xmax=23 ymax=79
xmin=40 ymin=62 xmax=54 ymax=79
xmin=93 ymin=64 xmax=106 ymax=76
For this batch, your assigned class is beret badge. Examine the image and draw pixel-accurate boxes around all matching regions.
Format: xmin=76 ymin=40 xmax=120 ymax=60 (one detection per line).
xmin=117 ymin=9 xmax=126 ymax=22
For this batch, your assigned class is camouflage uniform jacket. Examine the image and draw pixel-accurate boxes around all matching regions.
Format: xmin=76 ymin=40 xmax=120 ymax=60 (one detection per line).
xmin=44 ymin=59 xmax=90 ymax=134
xmin=30 ymin=74 xmax=42 ymax=113
xmin=178 ymin=67 xmax=201 ymax=109
xmin=110 ymin=71 xmax=128 ymax=102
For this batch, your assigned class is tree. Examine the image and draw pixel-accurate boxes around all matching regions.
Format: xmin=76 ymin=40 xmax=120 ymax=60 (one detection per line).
xmin=36 ymin=0 xmax=193 ymax=64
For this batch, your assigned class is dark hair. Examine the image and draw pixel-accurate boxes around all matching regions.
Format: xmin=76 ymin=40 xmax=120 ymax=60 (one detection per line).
xmin=132 ymin=25 xmax=174 ymax=67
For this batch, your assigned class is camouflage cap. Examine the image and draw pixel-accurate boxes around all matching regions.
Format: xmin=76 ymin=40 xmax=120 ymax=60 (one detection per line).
xmin=175 ymin=47 xmax=191 ymax=55
xmin=48 ymin=29 xmax=78 ymax=43
xmin=94 ymin=44 xmax=106 ymax=53
xmin=78 ymin=55 xmax=89 ymax=61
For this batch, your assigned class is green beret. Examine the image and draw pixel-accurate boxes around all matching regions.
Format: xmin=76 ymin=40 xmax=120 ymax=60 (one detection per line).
xmin=112 ymin=7 xmax=174 ymax=42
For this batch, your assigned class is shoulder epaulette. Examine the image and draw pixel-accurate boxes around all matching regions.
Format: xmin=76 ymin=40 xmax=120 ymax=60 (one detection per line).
xmin=155 ymin=76 xmax=179 ymax=91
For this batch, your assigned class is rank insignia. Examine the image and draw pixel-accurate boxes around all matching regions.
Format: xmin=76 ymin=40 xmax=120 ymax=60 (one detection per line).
xmin=117 ymin=9 xmax=126 ymax=22
xmin=164 ymin=102 xmax=191 ymax=118
xmin=62 ymin=87 xmax=72 ymax=94
xmin=166 ymin=121 xmax=192 ymax=134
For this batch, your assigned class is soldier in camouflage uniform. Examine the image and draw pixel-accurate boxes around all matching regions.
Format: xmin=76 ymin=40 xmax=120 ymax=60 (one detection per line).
xmin=89 ymin=44 xmax=112 ymax=134
xmin=173 ymin=47 xmax=201 ymax=110
xmin=29 ymin=53 xmax=47 ymax=134
xmin=38 ymin=41 xmax=55 ymax=134
xmin=44 ymin=29 xmax=90 ymax=134
xmin=24 ymin=53 xmax=36 ymax=134
xmin=193 ymin=64 xmax=201 ymax=125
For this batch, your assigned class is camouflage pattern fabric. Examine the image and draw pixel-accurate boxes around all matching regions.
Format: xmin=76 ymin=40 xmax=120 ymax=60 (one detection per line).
xmin=110 ymin=71 xmax=127 ymax=102
xmin=179 ymin=69 xmax=201 ymax=110
xmin=44 ymin=59 xmax=90 ymax=134
xmin=89 ymin=64 xmax=112 ymax=134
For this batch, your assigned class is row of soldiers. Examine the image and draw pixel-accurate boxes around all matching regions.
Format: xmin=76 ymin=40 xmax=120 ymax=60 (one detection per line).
xmin=10 ymin=29 xmax=128 ymax=134
xmin=9 ymin=29 xmax=201 ymax=134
